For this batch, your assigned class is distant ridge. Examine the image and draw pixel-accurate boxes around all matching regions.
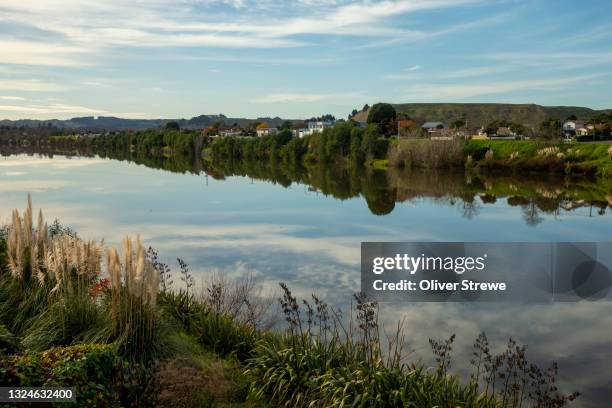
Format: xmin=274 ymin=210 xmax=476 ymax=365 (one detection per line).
xmin=351 ymin=103 xmax=611 ymax=127
xmin=0 ymin=114 xmax=296 ymax=131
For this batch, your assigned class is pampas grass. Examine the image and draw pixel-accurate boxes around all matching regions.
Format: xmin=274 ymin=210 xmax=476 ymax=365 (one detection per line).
xmin=2 ymin=196 xmax=165 ymax=361
xmin=107 ymin=235 xmax=164 ymax=362
xmin=6 ymin=194 xmax=49 ymax=284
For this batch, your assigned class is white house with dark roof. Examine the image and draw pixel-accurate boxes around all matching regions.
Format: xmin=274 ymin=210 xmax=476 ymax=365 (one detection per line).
xmin=563 ymin=120 xmax=584 ymax=132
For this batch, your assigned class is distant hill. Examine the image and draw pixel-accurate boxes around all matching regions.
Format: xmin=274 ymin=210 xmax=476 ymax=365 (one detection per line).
xmin=0 ymin=114 xmax=295 ymax=131
xmin=351 ymin=103 xmax=611 ymax=128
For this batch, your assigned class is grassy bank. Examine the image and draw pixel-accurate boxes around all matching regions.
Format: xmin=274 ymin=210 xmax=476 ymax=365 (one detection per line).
xmin=386 ymin=139 xmax=612 ymax=177
xmin=0 ymin=197 xmax=580 ymax=407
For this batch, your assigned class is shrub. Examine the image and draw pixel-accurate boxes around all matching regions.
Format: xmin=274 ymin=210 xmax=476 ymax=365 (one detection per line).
xmin=159 ymin=290 xmax=202 ymax=332
xmin=0 ymin=323 xmax=20 ymax=356
xmin=22 ymin=289 xmax=106 ymax=351
xmin=2 ymin=344 xmax=128 ymax=407
xmin=194 ymin=311 xmax=257 ymax=361
xmin=246 ymin=284 xmax=580 ymax=408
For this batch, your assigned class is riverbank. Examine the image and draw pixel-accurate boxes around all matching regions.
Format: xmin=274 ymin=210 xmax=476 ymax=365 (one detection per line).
xmin=0 ymin=197 xmax=580 ymax=407
xmin=385 ymin=139 xmax=612 ymax=177
xmin=4 ymin=127 xmax=612 ymax=178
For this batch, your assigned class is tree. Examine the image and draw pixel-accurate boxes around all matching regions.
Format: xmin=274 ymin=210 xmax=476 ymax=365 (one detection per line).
xmin=539 ymin=118 xmax=562 ymax=140
xmin=366 ymin=103 xmax=397 ymax=135
xmin=281 ymin=120 xmax=292 ymax=130
xmin=165 ymin=121 xmax=180 ymax=131
xmin=351 ymin=109 xmax=359 ymax=117
xmin=451 ymin=119 xmax=466 ymax=129
xmin=566 ymin=114 xmax=578 ymax=121
xmin=361 ymin=123 xmax=382 ymax=159
xmin=310 ymin=114 xmax=336 ymax=122
xmin=362 ymin=104 xmax=370 ymax=112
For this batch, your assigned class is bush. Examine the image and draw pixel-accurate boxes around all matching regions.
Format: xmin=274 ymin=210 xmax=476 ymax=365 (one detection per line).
xmin=194 ymin=311 xmax=257 ymax=361
xmin=0 ymin=323 xmax=20 ymax=356
xmin=22 ymin=289 xmax=106 ymax=351
xmin=1 ymin=344 xmax=128 ymax=407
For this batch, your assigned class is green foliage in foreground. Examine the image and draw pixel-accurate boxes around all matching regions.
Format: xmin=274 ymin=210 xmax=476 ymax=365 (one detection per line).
xmin=246 ymin=336 xmax=495 ymax=408
xmin=0 ymin=228 xmax=580 ymax=407
xmin=1 ymin=344 xmax=130 ymax=407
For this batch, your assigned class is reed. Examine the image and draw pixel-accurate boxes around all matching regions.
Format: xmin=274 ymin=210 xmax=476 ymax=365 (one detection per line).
xmin=387 ymin=139 xmax=465 ymax=169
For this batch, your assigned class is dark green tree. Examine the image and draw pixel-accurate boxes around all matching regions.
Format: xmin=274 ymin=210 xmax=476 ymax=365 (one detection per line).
xmin=539 ymin=118 xmax=562 ymax=140
xmin=165 ymin=121 xmax=180 ymax=131
xmin=366 ymin=103 xmax=397 ymax=135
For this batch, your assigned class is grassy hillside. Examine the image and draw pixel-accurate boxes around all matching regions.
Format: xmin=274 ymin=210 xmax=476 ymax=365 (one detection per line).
xmin=352 ymin=103 xmax=610 ymax=127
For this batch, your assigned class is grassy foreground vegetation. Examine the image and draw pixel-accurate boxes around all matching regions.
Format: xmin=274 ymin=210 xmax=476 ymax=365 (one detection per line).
xmin=387 ymin=139 xmax=612 ymax=177
xmin=0 ymin=196 xmax=581 ymax=407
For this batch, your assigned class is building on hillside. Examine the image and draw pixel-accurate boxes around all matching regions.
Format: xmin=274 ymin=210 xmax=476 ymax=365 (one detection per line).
xmin=295 ymin=120 xmax=335 ymax=138
xmin=563 ymin=120 xmax=585 ymax=132
xmin=397 ymin=119 xmax=421 ymax=137
xmin=421 ymin=122 xmax=446 ymax=133
xmin=495 ymin=127 xmax=515 ymax=137
xmin=219 ymin=128 xmax=242 ymax=137
xmin=576 ymin=127 xmax=590 ymax=136
xmin=256 ymin=127 xmax=278 ymax=137
xmin=308 ymin=120 xmax=334 ymax=133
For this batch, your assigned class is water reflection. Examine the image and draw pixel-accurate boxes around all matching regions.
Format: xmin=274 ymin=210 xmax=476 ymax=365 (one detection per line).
xmin=1 ymin=148 xmax=611 ymax=406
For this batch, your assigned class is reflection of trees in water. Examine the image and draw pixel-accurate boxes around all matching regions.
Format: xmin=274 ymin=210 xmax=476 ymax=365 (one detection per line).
xmin=3 ymin=146 xmax=611 ymax=223
xmin=461 ymin=198 xmax=481 ymax=220
xmin=522 ymin=201 xmax=544 ymax=226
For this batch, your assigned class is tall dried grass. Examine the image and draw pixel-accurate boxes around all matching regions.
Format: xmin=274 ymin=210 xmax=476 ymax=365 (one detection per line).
xmin=2 ymin=196 xmax=164 ymax=360
xmin=107 ymin=236 xmax=163 ymax=362
xmin=6 ymin=194 xmax=48 ymax=284
xmin=388 ymin=139 xmax=465 ymax=169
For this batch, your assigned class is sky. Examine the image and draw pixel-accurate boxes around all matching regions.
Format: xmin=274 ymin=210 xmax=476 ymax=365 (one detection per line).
xmin=0 ymin=0 xmax=611 ymax=120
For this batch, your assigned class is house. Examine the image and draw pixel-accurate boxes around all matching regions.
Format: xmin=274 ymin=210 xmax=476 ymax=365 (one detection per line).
xmin=256 ymin=127 xmax=278 ymax=137
xmin=308 ymin=120 xmax=334 ymax=133
xmin=295 ymin=120 xmax=335 ymax=138
xmin=495 ymin=127 xmax=514 ymax=137
xmin=576 ymin=127 xmax=590 ymax=136
xmin=421 ymin=122 xmax=446 ymax=133
xmin=219 ymin=128 xmax=242 ymax=137
xmin=563 ymin=120 xmax=584 ymax=132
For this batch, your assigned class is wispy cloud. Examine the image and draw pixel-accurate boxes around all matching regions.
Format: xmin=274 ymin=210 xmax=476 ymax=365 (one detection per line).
xmin=0 ymin=103 xmax=106 ymax=115
xmin=0 ymin=95 xmax=25 ymax=100
xmin=481 ymin=51 xmax=612 ymax=69
xmin=0 ymin=0 xmax=484 ymax=67
xmin=0 ymin=79 xmax=65 ymax=92
xmin=385 ymin=66 xmax=510 ymax=81
xmin=252 ymin=91 xmax=366 ymax=104
xmin=400 ymin=73 xmax=608 ymax=100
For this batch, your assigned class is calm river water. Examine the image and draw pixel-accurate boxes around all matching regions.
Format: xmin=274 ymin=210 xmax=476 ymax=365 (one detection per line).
xmin=1 ymin=153 xmax=611 ymax=407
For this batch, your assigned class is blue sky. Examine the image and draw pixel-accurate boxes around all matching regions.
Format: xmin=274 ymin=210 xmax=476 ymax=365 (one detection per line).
xmin=0 ymin=0 xmax=611 ymax=120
